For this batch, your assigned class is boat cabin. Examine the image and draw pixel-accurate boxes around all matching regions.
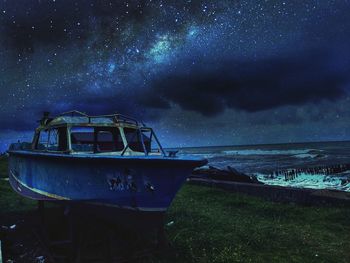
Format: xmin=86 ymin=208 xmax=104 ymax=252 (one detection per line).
xmin=30 ymin=111 xmax=166 ymax=156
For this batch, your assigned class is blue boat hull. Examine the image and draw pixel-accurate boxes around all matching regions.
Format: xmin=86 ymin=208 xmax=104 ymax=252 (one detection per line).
xmin=8 ymin=151 xmax=207 ymax=212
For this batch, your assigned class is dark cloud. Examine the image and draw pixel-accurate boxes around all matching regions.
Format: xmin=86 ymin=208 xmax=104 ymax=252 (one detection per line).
xmin=137 ymin=96 xmax=171 ymax=110
xmin=142 ymin=50 xmax=349 ymax=116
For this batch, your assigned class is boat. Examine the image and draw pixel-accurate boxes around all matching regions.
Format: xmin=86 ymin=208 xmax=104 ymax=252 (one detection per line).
xmin=7 ymin=111 xmax=207 ymax=214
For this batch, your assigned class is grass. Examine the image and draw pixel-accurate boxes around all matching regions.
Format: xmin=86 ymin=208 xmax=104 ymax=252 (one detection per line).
xmin=0 ymin=156 xmax=37 ymax=213
xmin=0 ymin=157 xmax=350 ymax=262
xmin=0 ymin=155 xmax=8 ymax=178
xmin=0 ymin=177 xmax=37 ymax=214
xmin=163 ymin=185 xmax=350 ymax=263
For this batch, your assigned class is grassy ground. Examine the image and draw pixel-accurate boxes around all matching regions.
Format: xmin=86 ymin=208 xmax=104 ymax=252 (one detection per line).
xmin=1 ymin=157 xmax=349 ymax=262
xmin=0 ymin=155 xmax=8 ymax=178
xmin=0 ymin=177 xmax=37 ymax=214
xmin=164 ymin=185 xmax=350 ymax=263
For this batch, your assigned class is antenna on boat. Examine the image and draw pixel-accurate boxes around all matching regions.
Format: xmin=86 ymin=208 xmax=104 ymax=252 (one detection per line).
xmin=39 ymin=111 xmax=51 ymax=125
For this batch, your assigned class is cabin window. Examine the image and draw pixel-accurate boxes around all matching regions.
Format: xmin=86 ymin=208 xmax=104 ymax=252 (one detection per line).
xmin=70 ymin=127 xmax=124 ymax=152
xmin=37 ymin=130 xmax=49 ymax=150
xmin=124 ymin=128 xmax=151 ymax=152
xmin=95 ymin=127 xmax=124 ymax=152
xmin=36 ymin=127 xmax=68 ymax=151
xmin=70 ymin=127 xmax=94 ymax=152
xmin=47 ymin=129 xmax=59 ymax=150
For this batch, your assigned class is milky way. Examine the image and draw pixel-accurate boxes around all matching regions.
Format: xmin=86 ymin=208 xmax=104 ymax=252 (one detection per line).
xmin=0 ymin=0 xmax=350 ymax=151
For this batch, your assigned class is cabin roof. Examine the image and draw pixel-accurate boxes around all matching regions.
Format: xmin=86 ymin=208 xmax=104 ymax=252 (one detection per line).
xmin=39 ymin=110 xmax=142 ymax=128
xmin=49 ymin=116 xmax=115 ymax=126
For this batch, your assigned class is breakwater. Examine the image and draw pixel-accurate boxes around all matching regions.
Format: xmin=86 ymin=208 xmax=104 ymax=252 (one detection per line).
xmin=268 ymin=164 xmax=350 ymax=181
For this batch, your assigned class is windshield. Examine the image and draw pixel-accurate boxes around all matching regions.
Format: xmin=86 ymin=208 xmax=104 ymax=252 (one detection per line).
xmin=70 ymin=126 xmax=124 ymax=152
xmin=124 ymin=128 xmax=154 ymax=153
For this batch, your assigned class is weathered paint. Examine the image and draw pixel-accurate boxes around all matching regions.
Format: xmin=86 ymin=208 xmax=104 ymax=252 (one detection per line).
xmin=8 ymin=150 xmax=207 ymax=211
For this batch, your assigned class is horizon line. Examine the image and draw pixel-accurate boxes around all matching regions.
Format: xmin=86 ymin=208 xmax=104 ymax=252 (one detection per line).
xmin=166 ymin=139 xmax=350 ymax=149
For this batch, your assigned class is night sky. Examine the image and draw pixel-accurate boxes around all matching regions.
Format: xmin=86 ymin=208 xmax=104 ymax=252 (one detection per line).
xmin=1 ymin=0 xmax=350 ymax=152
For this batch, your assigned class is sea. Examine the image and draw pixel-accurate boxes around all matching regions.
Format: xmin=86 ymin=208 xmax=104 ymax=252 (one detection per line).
xmin=176 ymin=141 xmax=350 ymax=192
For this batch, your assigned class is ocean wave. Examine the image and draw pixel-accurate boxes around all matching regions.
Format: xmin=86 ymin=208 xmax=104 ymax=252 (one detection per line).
xmin=178 ymin=152 xmax=218 ymax=159
xmin=181 ymin=149 xmax=324 ymax=160
xmin=256 ymin=172 xmax=350 ymax=192
xmin=222 ymin=149 xmax=320 ymax=157
xmin=292 ymin=153 xmax=321 ymax=159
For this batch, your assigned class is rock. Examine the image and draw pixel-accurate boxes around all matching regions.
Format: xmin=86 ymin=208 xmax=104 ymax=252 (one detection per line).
xmin=192 ymin=166 xmax=262 ymax=184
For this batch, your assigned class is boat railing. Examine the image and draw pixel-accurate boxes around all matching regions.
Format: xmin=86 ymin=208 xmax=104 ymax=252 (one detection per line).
xmin=59 ymin=110 xmax=141 ymax=126
xmin=43 ymin=111 xmax=169 ymax=157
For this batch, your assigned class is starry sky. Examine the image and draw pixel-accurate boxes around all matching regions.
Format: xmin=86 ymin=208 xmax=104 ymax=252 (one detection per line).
xmin=0 ymin=0 xmax=350 ymax=152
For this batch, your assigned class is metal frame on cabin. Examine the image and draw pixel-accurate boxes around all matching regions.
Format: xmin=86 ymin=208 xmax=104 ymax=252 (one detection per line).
xmin=33 ymin=111 xmax=167 ymax=157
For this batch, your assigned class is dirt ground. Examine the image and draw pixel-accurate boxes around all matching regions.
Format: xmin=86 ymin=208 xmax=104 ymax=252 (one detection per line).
xmin=0 ymin=204 xmax=170 ymax=263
